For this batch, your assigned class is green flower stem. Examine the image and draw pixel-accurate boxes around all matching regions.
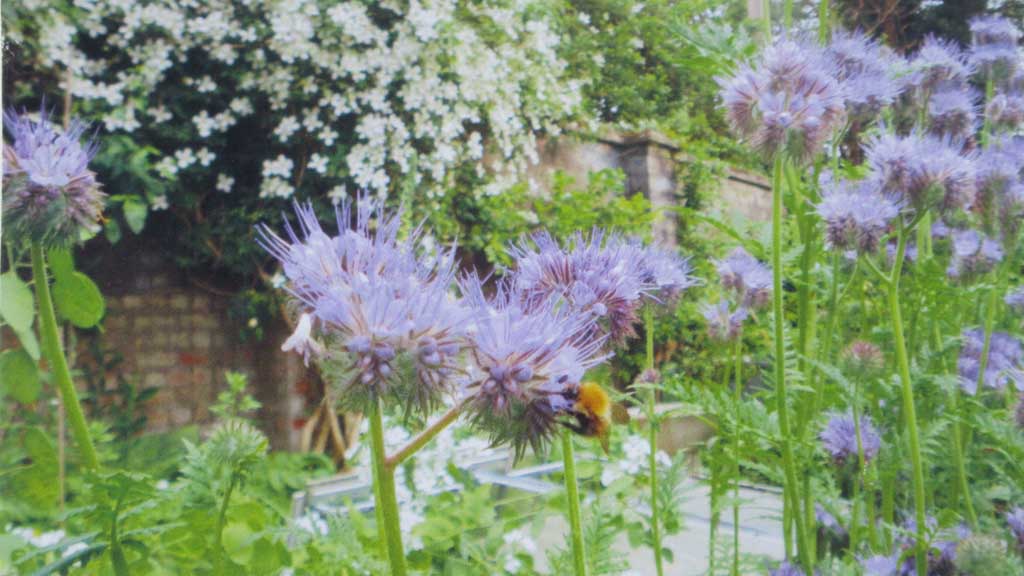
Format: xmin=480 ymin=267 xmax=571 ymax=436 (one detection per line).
xmin=887 ymin=223 xmax=928 ymax=576
xmin=732 ymin=336 xmax=744 ymax=576
xmin=644 ymin=307 xmax=665 ymax=576
xmin=950 ymin=387 xmax=978 ymax=527
xmin=851 ymin=381 xmax=868 ymax=553
xmin=110 ymin=497 xmax=129 ymax=576
xmin=711 ymin=349 xmax=733 ymax=574
xmin=386 ymin=397 xmax=469 ymax=469
xmin=783 ymin=0 xmax=793 ymax=31
xmin=369 ymin=396 xmax=408 ymax=576
xmin=771 ymin=154 xmax=812 ymax=572
xmin=981 ymin=75 xmax=995 ymax=148
xmin=30 ymin=243 xmax=99 ymax=470
xmin=562 ymin=430 xmax=588 ymax=576
xmin=817 ymin=0 xmax=829 ymax=43
xmin=762 ymin=0 xmax=771 ymax=41
xmin=975 ymin=273 xmax=1004 ymax=399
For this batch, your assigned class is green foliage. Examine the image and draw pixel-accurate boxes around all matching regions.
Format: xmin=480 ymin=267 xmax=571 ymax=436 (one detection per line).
xmin=0 ymin=349 xmax=40 ymax=404
xmin=0 ymin=271 xmax=34 ymax=334
xmin=211 ymin=371 xmax=262 ymax=421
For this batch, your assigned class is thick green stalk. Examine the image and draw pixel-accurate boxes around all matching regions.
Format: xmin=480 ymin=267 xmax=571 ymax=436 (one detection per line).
xmin=950 ymin=389 xmax=978 ymax=527
xmin=771 ymin=155 xmax=812 ymax=571
xmin=732 ymin=336 xmax=743 ymax=576
xmin=644 ymin=308 xmax=665 ymax=576
xmin=817 ymin=0 xmax=829 ymax=43
xmin=369 ymin=397 xmax=407 ymax=576
xmin=711 ymin=351 xmax=733 ymax=573
xmin=981 ymin=76 xmax=995 ymax=148
xmin=887 ymin=225 xmax=928 ymax=576
xmin=562 ymin=431 xmax=588 ymax=576
xmin=975 ymin=276 xmax=1003 ymax=398
xmin=31 ymin=243 xmax=99 ymax=469
xmin=110 ymin=498 xmax=129 ymax=576
xmin=762 ymin=0 xmax=772 ymax=41
xmin=783 ymin=0 xmax=793 ymax=31
xmin=851 ymin=383 xmax=866 ymax=553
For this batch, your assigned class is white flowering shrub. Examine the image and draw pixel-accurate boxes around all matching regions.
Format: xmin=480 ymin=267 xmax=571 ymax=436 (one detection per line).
xmin=4 ymin=0 xmax=582 ymax=265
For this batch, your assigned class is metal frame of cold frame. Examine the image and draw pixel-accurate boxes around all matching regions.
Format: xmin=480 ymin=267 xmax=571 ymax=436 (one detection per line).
xmin=289 ymin=447 xmax=788 ymax=552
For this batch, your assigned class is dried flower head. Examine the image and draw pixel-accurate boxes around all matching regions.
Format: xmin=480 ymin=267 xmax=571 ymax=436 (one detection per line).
xmin=969 ymin=16 xmax=1022 ymax=80
xmin=718 ymin=38 xmax=846 ymax=163
xmin=459 ymin=277 xmax=607 ymax=458
xmin=702 ymin=300 xmax=748 ymax=342
xmin=958 ymin=328 xmax=1023 ymax=395
xmin=715 ymin=247 xmax=772 ymax=309
xmin=816 ymin=175 xmax=899 ymax=254
xmin=3 ymin=104 xmax=105 ymax=246
xmin=820 ymin=411 xmax=881 ymax=465
xmin=260 ymin=197 xmax=468 ymax=414
xmin=842 ymin=340 xmax=886 ymax=376
xmin=947 ymin=229 xmax=1004 ymax=281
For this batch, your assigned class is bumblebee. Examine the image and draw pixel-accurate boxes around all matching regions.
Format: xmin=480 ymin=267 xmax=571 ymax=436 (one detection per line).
xmin=561 ymin=382 xmax=630 ymax=454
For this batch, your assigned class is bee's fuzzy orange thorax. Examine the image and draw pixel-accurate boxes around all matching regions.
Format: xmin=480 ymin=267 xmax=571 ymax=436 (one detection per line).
xmin=576 ymin=382 xmax=611 ymax=418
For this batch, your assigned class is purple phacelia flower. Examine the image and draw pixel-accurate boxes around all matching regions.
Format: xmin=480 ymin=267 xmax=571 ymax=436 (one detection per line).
xmin=958 ymin=328 xmax=1024 ymax=395
xmin=908 ymin=35 xmax=974 ymax=93
xmin=718 ymin=38 xmax=846 ymax=163
xmin=459 ymin=276 xmax=608 ymax=458
xmin=768 ymin=560 xmax=806 ymax=576
xmin=259 ymin=197 xmax=468 ymax=414
xmin=815 ymin=503 xmax=847 ymax=537
xmin=702 ymin=300 xmax=748 ymax=342
xmin=715 ymin=247 xmax=772 ymax=309
xmin=947 ymin=229 xmax=1003 ymax=281
xmin=895 ymin=515 xmax=967 ymax=576
xmin=820 ymin=411 xmax=881 ymax=465
xmin=927 ymin=87 xmax=978 ymax=140
xmin=628 ymin=240 xmax=698 ymax=304
xmin=984 ymin=92 xmax=1024 ymax=131
xmin=1008 ymin=507 xmax=1024 ymax=553
xmin=508 ymin=233 xmax=695 ymax=344
xmin=816 ymin=175 xmax=899 ymax=254
xmin=825 ymin=29 xmax=902 ymax=121
xmin=973 ymin=136 xmax=1024 ymax=243
xmin=969 ymin=16 xmax=1022 ymax=80
xmin=3 ymin=104 xmax=105 ymax=246
xmin=861 ymin=553 xmax=900 ymax=576
xmin=1008 ymin=286 xmax=1024 ymax=312
xmin=865 ymin=132 xmax=976 ymax=216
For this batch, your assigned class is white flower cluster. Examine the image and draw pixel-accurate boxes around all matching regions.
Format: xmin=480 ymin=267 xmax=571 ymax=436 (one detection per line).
xmin=600 ymin=433 xmax=670 ymax=488
xmin=13 ymin=0 xmax=583 ymax=208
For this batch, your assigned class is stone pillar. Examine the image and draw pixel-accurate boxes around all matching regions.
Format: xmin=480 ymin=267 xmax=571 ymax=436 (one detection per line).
xmin=615 ymin=130 xmax=682 ymax=247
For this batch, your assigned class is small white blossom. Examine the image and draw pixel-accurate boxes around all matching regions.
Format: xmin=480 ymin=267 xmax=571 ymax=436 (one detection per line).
xmin=193 ymin=110 xmax=216 ymax=137
xmin=175 ymin=148 xmax=196 ymax=169
xmin=216 ymin=173 xmax=235 ymax=193
xmin=308 ymin=153 xmax=328 ymax=174
xmin=196 ymin=147 xmax=215 ymax=167
xmin=262 ymin=154 xmax=294 ymax=178
xmin=274 ymin=115 xmax=300 ymax=142
xmin=151 ymin=195 xmax=169 ymax=210
xmin=327 ymin=185 xmax=347 ymax=205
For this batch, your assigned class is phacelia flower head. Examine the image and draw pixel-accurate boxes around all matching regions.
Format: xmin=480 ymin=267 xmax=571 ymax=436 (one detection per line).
xmin=861 ymin=553 xmax=900 ymax=576
xmin=718 ymin=37 xmax=846 ymax=163
xmin=958 ymin=328 xmax=1023 ymax=395
xmin=946 ymin=229 xmax=1004 ymax=281
xmin=627 ymin=240 xmax=698 ymax=304
xmin=815 ymin=503 xmax=847 ymax=537
xmin=825 ymin=29 xmax=902 ymax=121
xmin=973 ymin=136 xmax=1024 ymax=243
xmin=715 ymin=247 xmax=772 ymax=309
xmin=908 ymin=35 xmax=974 ymax=94
xmin=259 ymin=196 xmax=468 ymax=414
xmin=3 ymin=104 xmax=104 ymax=246
xmin=865 ymin=132 xmax=976 ymax=216
xmin=927 ymin=87 xmax=978 ymax=140
xmin=984 ymin=92 xmax=1024 ymax=132
xmin=816 ymin=175 xmax=899 ymax=254
xmin=820 ymin=411 xmax=881 ymax=465
xmin=459 ymin=276 xmax=608 ymax=458
xmin=896 ymin=517 xmax=966 ymax=576
xmin=509 ymin=231 xmax=692 ymax=345
xmin=1006 ymin=508 xmax=1024 ymax=553
xmin=702 ymin=300 xmax=748 ymax=342
xmin=769 ymin=560 xmax=806 ymax=576
xmin=969 ymin=15 xmax=1022 ymax=80
xmin=1009 ymin=287 xmax=1024 ymax=313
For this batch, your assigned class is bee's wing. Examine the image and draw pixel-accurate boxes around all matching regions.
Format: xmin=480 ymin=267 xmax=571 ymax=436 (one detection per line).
xmin=611 ymin=403 xmax=631 ymax=425
xmin=598 ymin=432 xmax=611 ymax=455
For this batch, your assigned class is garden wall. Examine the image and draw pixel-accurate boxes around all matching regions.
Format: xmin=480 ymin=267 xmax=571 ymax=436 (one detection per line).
xmin=23 ymin=131 xmax=770 ymax=451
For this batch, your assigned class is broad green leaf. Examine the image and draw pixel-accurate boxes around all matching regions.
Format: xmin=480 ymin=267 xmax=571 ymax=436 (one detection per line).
xmin=10 ymin=427 xmax=58 ymax=511
xmin=0 ymin=272 xmax=35 ymax=333
xmin=52 ymin=272 xmax=105 ymax=328
xmin=13 ymin=324 xmax=40 ymax=360
xmin=46 ymin=248 xmax=74 ymax=281
xmin=0 ymin=349 xmax=40 ymax=403
xmin=123 ymin=197 xmax=148 ymax=234
xmin=105 ymin=218 xmax=122 ymax=244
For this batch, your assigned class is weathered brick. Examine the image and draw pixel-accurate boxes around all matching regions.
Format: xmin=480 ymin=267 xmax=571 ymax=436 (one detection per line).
xmin=144 ymin=372 xmax=167 ymax=388
xmin=192 ymin=332 xmax=212 ymax=350
xmin=123 ymin=295 xmax=143 ymax=309
xmin=170 ymin=295 xmax=189 ymax=310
